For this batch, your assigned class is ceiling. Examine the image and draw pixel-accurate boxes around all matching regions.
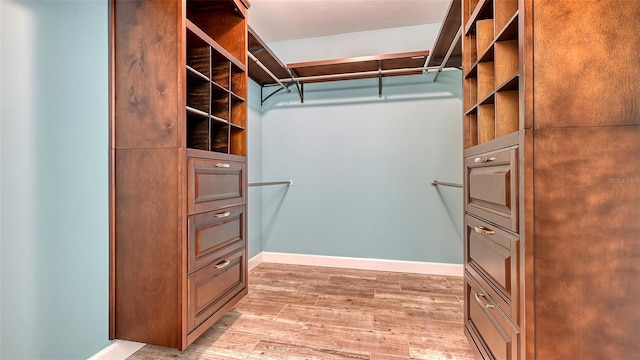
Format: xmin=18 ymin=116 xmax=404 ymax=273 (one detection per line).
xmin=248 ymin=0 xmax=451 ymax=43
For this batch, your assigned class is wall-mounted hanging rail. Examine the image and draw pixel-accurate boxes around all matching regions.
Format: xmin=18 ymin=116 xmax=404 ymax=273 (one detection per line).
xmin=248 ymin=52 xmax=290 ymax=93
xmin=248 ymin=180 xmax=294 ymax=187
xmin=430 ymin=180 xmax=463 ymax=188
xmin=279 ymin=50 xmax=463 ymax=101
xmin=248 ymin=26 xmax=303 ymax=104
xmin=426 ymin=0 xmax=463 ymax=82
xmin=277 ymin=66 xmax=455 ymax=83
xmin=432 ymin=26 xmax=462 ymax=82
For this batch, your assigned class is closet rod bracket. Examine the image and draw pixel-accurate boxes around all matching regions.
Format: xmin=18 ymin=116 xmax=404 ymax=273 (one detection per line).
xmin=430 ymin=180 xmax=462 ymax=188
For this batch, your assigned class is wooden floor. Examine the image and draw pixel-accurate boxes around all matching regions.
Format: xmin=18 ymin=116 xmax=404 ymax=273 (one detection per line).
xmin=129 ymin=263 xmax=477 ymax=360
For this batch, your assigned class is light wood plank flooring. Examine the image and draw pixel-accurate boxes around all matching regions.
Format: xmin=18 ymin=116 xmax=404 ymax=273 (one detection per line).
xmin=128 ymin=263 xmax=477 ymax=360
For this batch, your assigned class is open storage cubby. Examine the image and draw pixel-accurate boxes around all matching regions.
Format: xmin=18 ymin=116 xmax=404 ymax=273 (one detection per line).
xmin=494 ymin=0 xmax=518 ymax=32
xmin=463 ymin=0 xmax=519 ymax=149
xmin=184 ymin=1 xmax=247 ymax=156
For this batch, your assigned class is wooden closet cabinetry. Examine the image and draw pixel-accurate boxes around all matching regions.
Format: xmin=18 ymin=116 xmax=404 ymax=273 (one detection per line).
xmin=110 ymin=0 xmax=249 ymax=350
xmin=462 ymin=0 xmax=640 ymax=359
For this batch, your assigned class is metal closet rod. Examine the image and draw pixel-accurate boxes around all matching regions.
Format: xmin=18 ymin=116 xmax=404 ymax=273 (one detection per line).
xmin=277 ymin=66 xmax=457 ymax=83
xmin=248 ymin=52 xmax=291 ymax=92
xmin=248 ymin=180 xmax=294 ymax=187
xmin=432 ymin=26 xmax=463 ymax=82
xmin=430 ymin=180 xmax=462 ymax=188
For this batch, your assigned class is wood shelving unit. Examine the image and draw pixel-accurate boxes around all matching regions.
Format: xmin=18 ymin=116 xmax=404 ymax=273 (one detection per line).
xmin=247 ymin=33 xmax=432 ymax=102
xmin=462 ymin=1 xmax=640 ymax=359
xmin=248 ymin=26 xmax=292 ymax=87
xmin=427 ymin=0 xmax=462 ymax=68
xmin=463 ymin=0 xmax=518 ymax=148
xmin=185 ymin=17 xmax=247 ymax=155
xmin=286 ymin=51 xmax=430 ymax=82
xmin=110 ymin=0 xmax=249 ymax=351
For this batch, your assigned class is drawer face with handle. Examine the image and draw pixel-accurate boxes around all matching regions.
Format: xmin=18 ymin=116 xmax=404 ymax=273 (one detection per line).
xmin=188 ymin=156 xmax=246 ymax=215
xmin=465 ymin=145 xmax=518 ymax=232
xmin=187 ymin=249 xmax=245 ymax=332
xmin=465 ymin=273 xmax=518 ymax=360
xmin=465 ymin=215 xmax=519 ymax=310
xmin=188 ymin=206 xmax=244 ymax=273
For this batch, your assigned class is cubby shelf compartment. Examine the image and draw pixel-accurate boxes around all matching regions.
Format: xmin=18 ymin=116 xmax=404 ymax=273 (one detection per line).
xmin=497 ymin=73 xmax=519 ymax=92
xmin=187 ymin=65 xmax=210 ymax=82
xmin=230 ymin=95 xmax=246 ymax=129
xmin=186 ymin=20 xmax=245 ymax=72
xmin=494 ymin=0 xmax=518 ymax=34
xmin=211 ymin=62 xmax=231 ymax=90
xmin=186 ymin=111 xmax=210 ymax=151
xmin=477 ymin=104 xmax=496 ymax=144
xmin=495 ymin=90 xmax=519 ymax=137
xmin=495 ymin=40 xmax=519 ymax=87
xmin=185 ymin=19 xmax=247 ymax=155
xmin=477 ymin=61 xmax=495 ymax=100
xmin=463 ymin=0 xmax=520 ymax=150
xmin=465 ymin=14 xmax=517 ymax=80
xmin=496 ymin=12 xmax=518 ymax=42
xmin=464 ymin=77 xmax=478 ymax=112
xmin=476 ymin=19 xmax=494 ymax=57
xmin=465 ymin=0 xmax=493 ymax=35
xmin=464 ymin=73 xmax=518 ymax=116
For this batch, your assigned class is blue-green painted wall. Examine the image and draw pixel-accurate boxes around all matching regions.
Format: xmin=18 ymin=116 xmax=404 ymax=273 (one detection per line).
xmin=247 ymin=80 xmax=263 ymax=259
xmin=0 ymin=0 xmax=111 ymax=358
xmin=259 ymin=72 xmax=464 ymax=263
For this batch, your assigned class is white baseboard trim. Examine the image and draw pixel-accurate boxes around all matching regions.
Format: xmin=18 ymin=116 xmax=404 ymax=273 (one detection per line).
xmin=248 ymin=252 xmax=263 ymax=271
xmin=259 ymin=251 xmax=463 ymax=277
xmin=87 ymin=339 xmax=145 ymax=360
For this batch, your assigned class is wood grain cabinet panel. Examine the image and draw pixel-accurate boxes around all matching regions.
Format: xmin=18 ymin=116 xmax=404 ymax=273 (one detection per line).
xmin=465 ymin=274 xmax=519 ymax=360
xmin=465 ymin=214 xmax=519 ymax=319
xmin=188 ymin=155 xmax=246 ymax=215
xmin=532 ymin=0 xmax=640 ymax=128
xmin=465 ymin=145 xmax=518 ymax=232
xmin=113 ymin=0 xmax=180 ymax=150
xmin=188 ymin=206 xmax=244 ymax=273
xmin=188 ymin=249 xmax=245 ymax=332
xmin=462 ymin=1 xmax=640 ymax=359
xmin=532 ymin=126 xmax=640 ymax=360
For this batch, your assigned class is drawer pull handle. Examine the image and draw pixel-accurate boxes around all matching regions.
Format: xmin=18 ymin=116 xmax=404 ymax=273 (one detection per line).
xmin=215 ymin=260 xmax=231 ymax=269
xmin=214 ymin=212 xmax=231 ymax=218
xmin=474 ymin=156 xmax=495 ymax=163
xmin=474 ymin=226 xmax=495 ymax=235
xmin=215 ymin=163 xmax=231 ymax=168
xmin=474 ymin=293 xmax=495 ymax=309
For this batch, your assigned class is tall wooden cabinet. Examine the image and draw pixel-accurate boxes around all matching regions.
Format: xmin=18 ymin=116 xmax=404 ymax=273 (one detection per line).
xmin=109 ymin=0 xmax=250 ymax=350
xmin=462 ymin=0 xmax=640 ymax=359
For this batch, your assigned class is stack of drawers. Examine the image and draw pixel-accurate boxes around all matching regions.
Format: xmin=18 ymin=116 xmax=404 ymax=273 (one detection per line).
xmin=463 ymin=134 xmax=520 ymax=360
xmin=186 ymin=153 xmax=247 ymax=336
